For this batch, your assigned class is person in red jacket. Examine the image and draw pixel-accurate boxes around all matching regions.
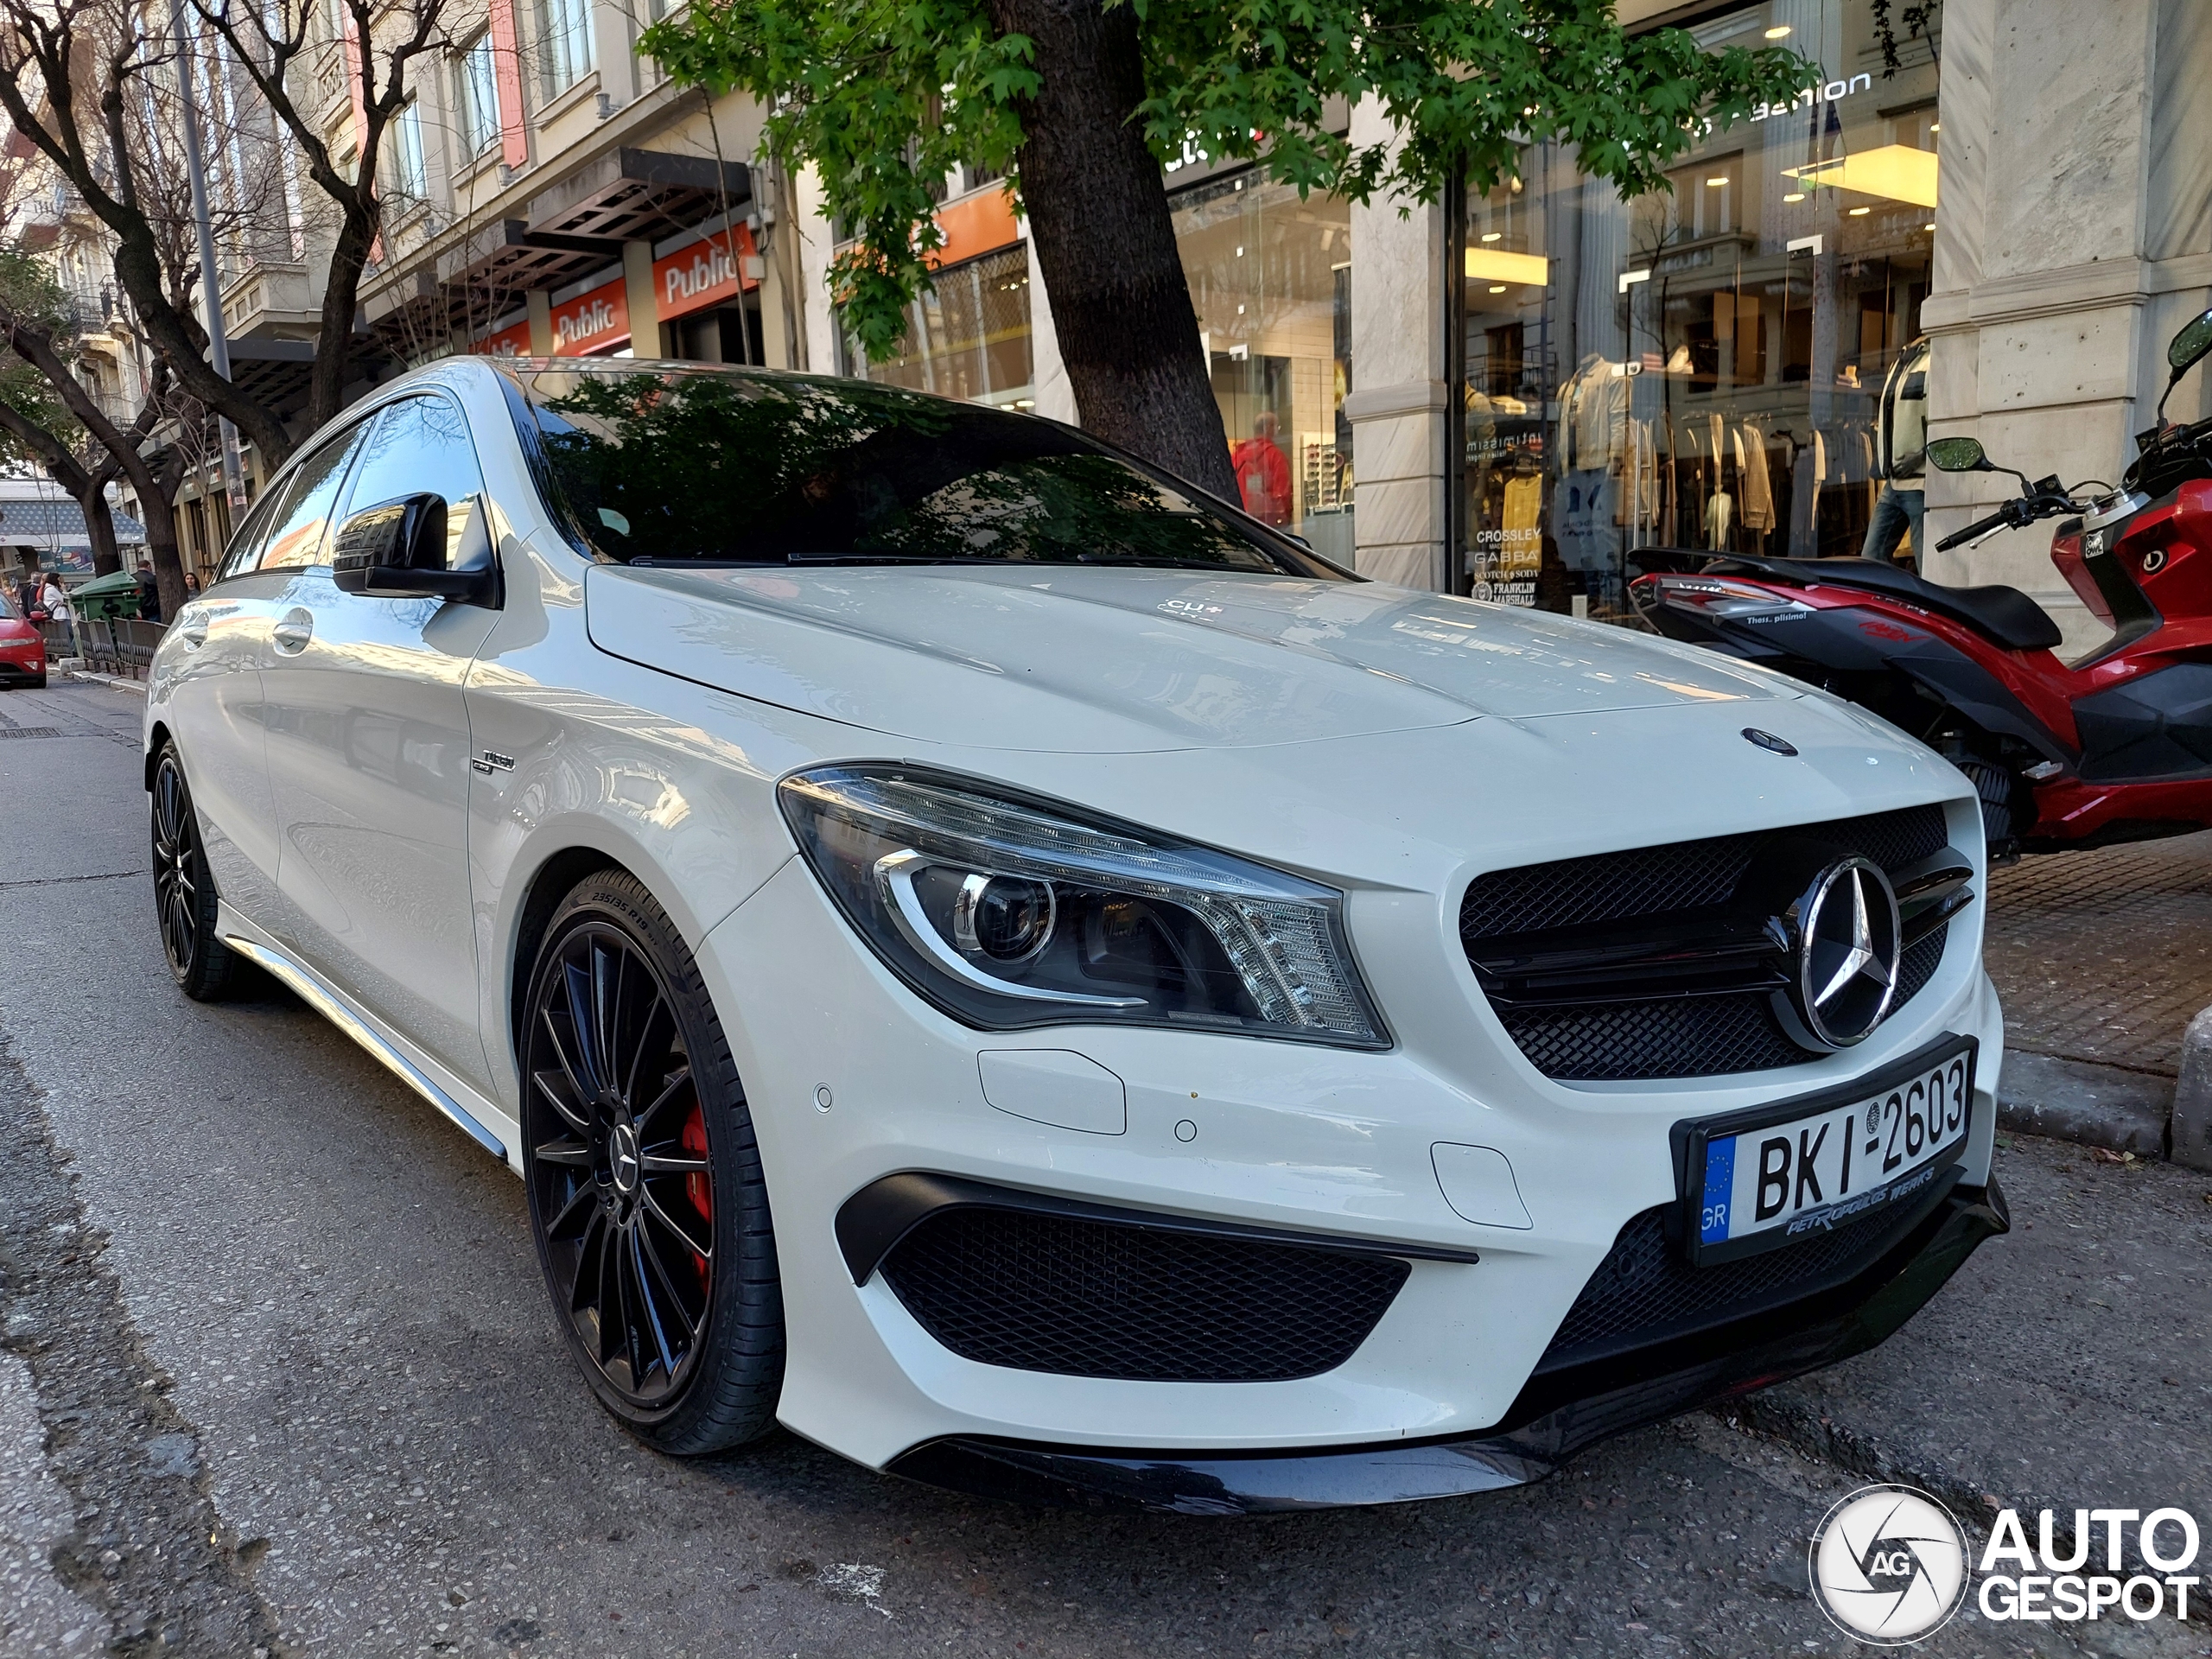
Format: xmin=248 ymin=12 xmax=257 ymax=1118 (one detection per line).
xmin=1231 ymin=411 xmax=1293 ymax=525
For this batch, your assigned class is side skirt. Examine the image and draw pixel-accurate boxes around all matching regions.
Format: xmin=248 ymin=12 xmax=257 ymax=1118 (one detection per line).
xmin=217 ymin=907 xmax=513 ymax=1165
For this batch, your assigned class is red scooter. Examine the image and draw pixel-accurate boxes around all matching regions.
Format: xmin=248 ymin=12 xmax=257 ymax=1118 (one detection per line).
xmin=1632 ymin=308 xmax=2212 ymax=856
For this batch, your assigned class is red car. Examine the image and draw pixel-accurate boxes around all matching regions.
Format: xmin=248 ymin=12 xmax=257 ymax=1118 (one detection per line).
xmin=0 ymin=590 xmax=48 ymax=688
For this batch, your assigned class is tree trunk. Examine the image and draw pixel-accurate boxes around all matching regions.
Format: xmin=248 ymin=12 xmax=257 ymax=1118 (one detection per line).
xmin=6 ymin=325 xmax=187 ymax=617
xmin=137 ymin=479 xmax=187 ymax=623
xmin=78 ymin=482 xmax=120 ymax=576
xmin=982 ymin=0 xmax=1238 ymax=504
xmin=308 ymin=198 xmax=380 ymax=430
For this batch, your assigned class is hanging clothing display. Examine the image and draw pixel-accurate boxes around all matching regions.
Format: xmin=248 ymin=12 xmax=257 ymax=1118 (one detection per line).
xmin=1500 ymin=472 xmax=1543 ymax=575
xmin=1738 ymin=417 xmax=1776 ymax=532
xmin=1705 ymin=489 xmax=1735 ymax=550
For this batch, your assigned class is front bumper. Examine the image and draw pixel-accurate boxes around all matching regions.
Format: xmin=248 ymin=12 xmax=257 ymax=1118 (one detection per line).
xmin=697 ymin=831 xmax=2005 ymax=1478
xmin=886 ymin=1178 xmax=2009 ymax=1512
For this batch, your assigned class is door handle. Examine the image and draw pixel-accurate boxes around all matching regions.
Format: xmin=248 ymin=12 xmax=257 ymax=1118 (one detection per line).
xmin=271 ymin=608 xmax=314 ymax=656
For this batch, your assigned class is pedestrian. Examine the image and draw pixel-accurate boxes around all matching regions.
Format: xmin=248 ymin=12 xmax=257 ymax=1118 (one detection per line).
xmin=1231 ymin=410 xmax=1293 ymax=526
xmin=182 ymin=569 xmax=200 ymax=599
xmin=135 ymin=560 xmax=161 ymax=625
xmin=1864 ymin=336 xmax=1929 ymax=563
xmin=37 ymin=570 xmax=75 ymax=659
xmin=13 ymin=572 xmax=35 ymax=617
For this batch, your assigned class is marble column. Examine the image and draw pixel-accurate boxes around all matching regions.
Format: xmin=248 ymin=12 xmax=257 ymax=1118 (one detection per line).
xmin=1345 ymin=97 xmax=1450 ymax=591
xmin=1921 ymin=0 xmax=2212 ymax=646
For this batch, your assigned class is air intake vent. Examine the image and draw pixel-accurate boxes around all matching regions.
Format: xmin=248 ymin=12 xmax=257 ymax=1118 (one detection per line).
xmin=1536 ymin=1193 xmax=1935 ymax=1372
xmin=880 ymin=1207 xmax=1408 ymax=1382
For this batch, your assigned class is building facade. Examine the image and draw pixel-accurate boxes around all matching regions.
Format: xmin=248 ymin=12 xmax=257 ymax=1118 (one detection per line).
xmin=797 ymin=0 xmax=2212 ymax=652
xmin=158 ymin=0 xmax=2209 ymax=654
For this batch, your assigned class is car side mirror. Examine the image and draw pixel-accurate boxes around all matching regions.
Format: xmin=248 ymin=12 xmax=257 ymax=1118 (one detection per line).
xmin=1923 ymin=437 xmax=1989 ymax=473
xmin=331 ymin=493 xmax=493 ymax=602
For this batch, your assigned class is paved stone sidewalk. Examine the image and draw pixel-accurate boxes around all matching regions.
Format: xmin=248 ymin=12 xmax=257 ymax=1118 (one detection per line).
xmin=1983 ymin=830 xmax=2212 ymax=1077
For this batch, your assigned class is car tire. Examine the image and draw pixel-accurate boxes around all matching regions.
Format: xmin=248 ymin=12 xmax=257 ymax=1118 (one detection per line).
xmin=519 ymin=869 xmax=785 ymax=1455
xmin=150 ymin=745 xmax=234 ymax=1001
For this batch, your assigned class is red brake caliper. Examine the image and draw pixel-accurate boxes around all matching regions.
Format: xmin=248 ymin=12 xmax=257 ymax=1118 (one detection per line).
xmin=681 ymin=1103 xmax=711 ymax=1278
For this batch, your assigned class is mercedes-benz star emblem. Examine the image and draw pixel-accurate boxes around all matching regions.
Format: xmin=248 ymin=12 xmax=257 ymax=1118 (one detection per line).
xmin=1794 ymin=856 xmax=1903 ymax=1047
xmin=610 ymin=1121 xmax=641 ymax=1195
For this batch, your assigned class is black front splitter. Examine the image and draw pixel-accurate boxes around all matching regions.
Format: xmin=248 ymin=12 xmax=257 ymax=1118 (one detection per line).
xmin=885 ymin=1179 xmax=2009 ymax=1515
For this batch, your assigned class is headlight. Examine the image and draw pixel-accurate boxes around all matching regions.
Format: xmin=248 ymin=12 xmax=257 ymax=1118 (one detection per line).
xmin=779 ymin=766 xmax=1386 ymax=1047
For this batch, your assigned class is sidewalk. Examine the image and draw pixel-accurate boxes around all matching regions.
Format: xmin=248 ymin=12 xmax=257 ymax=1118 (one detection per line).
xmin=1983 ymin=830 xmax=2212 ymax=1154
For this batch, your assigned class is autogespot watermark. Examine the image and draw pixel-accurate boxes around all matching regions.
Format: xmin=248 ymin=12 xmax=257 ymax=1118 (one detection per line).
xmin=1978 ymin=1505 xmax=2200 ymax=1626
xmin=1808 ymin=1485 xmax=1971 ymax=1643
xmin=1805 ymin=1486 xmax=2203 ymax=1643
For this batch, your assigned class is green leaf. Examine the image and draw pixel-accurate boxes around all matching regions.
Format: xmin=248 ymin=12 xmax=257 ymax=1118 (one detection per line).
xmin=640 ymin=0 xmax=1815 ymax=356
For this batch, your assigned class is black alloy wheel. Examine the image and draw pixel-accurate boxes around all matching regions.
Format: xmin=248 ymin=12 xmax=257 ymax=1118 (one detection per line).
xmin=150 ymin=745 xmax=233 ymax=1001
xmin=520 ymin=870 xmax=783 ymax=1453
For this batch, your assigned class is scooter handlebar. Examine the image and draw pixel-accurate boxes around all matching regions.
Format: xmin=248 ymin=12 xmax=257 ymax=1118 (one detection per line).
xmin=1936 ymin=506 xmax=2016 ymax=551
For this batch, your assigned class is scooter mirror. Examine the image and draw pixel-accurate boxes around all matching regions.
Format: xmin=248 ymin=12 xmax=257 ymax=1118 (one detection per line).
xmin=2168 ymin=308 xmax=2212 ymax=376
xmin=1925 ymin=436 xmax=1988 ymax=473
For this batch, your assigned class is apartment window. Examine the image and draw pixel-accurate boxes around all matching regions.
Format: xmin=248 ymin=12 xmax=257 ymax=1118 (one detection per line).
xmin=537 ymin=0 xmax=594 ymax=101
xmin=385 ymin=99 xmax=427 ymax=205
xmin=456 ymin=35 xmax=499 ymax=156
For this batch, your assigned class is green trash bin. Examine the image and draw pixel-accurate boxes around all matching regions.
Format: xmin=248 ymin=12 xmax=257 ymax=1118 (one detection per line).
xmin=68 ymin=568 xmax=145 ymax=620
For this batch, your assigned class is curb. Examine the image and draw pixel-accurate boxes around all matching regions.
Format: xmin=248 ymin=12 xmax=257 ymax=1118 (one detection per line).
xmin=1995 ymin=1048 xmax=2171 ymax=1158
xmin=2174 ymin=1007 xmax=2212 ymax=1173
xmin=65 ymin=670 xmax=147 ymax=696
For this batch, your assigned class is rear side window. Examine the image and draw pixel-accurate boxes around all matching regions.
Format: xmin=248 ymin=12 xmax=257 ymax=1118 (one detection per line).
xmin=261 ymin=425 xmax=372 ymax=570
xmin=213 ymin=480 xmax=289 ymax=583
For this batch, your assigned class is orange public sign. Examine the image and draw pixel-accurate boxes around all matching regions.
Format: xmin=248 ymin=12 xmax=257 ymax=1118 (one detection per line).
xmin=654 ymin=224 xmax=760 ymax=323
xmin=473 ymin=319 xmax=533 ymax=357
xmin=550 ymin=279 xmax=629 ymax=355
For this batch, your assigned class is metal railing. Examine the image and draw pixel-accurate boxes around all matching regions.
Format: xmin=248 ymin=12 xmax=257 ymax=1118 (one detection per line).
xmin=41 ymin=618 xmax=165 ymax=679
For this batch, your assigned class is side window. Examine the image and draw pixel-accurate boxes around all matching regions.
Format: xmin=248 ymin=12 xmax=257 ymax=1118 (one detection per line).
xmin=260 ymin=423 xmax=372 ymax=570
xmin=340 ymin=394 xmax=492 ymax=570
xmin=213 ymin=477 xmax=290 ymax=582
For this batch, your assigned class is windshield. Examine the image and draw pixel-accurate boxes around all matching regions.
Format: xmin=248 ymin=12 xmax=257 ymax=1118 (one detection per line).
xmin=514 ymin=365 xmax=1347 ymax=579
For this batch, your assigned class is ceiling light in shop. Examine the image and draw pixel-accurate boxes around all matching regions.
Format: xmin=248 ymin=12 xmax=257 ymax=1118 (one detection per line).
xmin=1466 ymin=247 xmax=1549 ymax=285
xmin=1480 ymin=232 xmax=1503 ymax=242
xmin=1235 ymin=245 xmax=1244 ymax=257
xmin=1706 ymin=176 xmax=1728 ymax=188
xmin=1489 ymin=284 xmax=1507 ymax=294
xmin=1929 ymin=122 xmax=1940 ymax=131
xmin=1764 ymin=24 xmax=1791 ymax=37
xmin=1783 ymin=143 xmax=1940 ymax=208
xmin=1783 ymin=192 xmax=1807 ymax=202
xmin=1924 ymin=222 xmax=1937 ymax=232
xmin=1849 ymin=206 xmax=1872 ymax=216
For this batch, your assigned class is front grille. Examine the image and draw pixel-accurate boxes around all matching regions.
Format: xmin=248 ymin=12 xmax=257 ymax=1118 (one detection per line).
xmin=1496 ymin=995 xmax=1814 ymax=1081
xmin=880 ymin=1208 xmax=1409 ymax=1382
xmin=1535 ymin=1197 xmax=1925 ymax=1372
xmin=1462 ymin=805 xmax=1954 ymax=1081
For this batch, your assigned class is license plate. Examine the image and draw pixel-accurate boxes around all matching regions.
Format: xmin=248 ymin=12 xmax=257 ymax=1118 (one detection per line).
xmin=1683 ymin=1036 xmax=1975 ymax=1265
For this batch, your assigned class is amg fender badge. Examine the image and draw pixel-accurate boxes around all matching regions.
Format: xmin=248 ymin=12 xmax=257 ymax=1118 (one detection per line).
xmin=1742 ymin=728 xmax=1798 ymax=756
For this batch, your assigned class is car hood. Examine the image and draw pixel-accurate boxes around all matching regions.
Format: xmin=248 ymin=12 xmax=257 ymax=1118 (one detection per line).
xmin=584 ymin=563 xmax=1790 ymax=753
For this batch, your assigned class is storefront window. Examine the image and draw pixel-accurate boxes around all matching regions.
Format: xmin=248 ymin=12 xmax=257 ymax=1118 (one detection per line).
xmin=849 ymin=245 xmax=1034 ymax=410
xmin=1455 ymin=0 xmax=1938 ymax=616
xmin=1172 ymin=171 xmax=1355 ymax=568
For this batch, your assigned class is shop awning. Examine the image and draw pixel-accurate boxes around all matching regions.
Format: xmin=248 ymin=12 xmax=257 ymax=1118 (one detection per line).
xmin=0 ymin=497 xmax=146 ymax=550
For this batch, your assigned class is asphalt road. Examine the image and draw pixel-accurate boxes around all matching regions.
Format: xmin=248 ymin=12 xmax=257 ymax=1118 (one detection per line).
xmin=0 ymin=678 xmax=2205 ymax=1659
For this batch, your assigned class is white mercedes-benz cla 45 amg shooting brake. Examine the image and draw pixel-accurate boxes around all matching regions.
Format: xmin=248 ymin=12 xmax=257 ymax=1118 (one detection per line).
xmin=144 ymin=359 xmax=2006 ymax=1512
